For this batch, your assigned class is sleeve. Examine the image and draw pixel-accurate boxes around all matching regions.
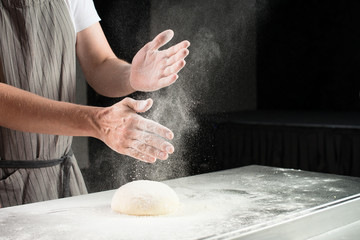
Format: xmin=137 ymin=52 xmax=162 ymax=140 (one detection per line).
xmin=70 ymin=0 xmax=101 ymax=33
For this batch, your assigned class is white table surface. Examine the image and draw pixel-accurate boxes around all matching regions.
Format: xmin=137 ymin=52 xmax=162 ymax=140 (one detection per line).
xmin=1 ymin=165 xmax=360 ymax=240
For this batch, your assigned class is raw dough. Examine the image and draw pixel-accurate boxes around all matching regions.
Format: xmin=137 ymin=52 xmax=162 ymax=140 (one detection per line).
xmin=111 ymin=180 xmax=180 ymax=216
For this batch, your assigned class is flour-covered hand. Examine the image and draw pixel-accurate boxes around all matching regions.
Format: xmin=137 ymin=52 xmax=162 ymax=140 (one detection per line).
xmin=96 ymin=98 xmax=174 ymax=163
xmin=130 ymin=30 xmax=190 ymax=92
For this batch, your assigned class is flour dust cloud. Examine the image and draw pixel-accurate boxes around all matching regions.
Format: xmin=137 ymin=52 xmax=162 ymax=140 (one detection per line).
xmin=91 ymin=0 xmax=257 ymax=190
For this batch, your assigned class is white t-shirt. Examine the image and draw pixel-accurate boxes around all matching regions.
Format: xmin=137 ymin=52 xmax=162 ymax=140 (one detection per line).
xmin=63 ymin=0 xmax=101 ymax=33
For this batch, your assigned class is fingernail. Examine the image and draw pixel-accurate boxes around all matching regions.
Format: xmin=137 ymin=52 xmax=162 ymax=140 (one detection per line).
xmin=166 ymin=132 xmax=173 ymax=139
xmin=138 ymin=100 xmax=148 ymax=109
xmin=166 ymin=146 xmax=174 ymax=154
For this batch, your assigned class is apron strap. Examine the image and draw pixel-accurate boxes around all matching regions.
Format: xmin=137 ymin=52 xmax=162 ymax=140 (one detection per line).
xmin=0 ymin=150 xmax=74 ymax=198
xmin=0 ymin=158 xmax=64 ymax=168
xmin=62 ymin=151 xmax=73 ymax=198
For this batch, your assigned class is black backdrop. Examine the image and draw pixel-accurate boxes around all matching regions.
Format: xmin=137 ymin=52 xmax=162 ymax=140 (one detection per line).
xmin=257 ymin=0 xmax=360 ymax=111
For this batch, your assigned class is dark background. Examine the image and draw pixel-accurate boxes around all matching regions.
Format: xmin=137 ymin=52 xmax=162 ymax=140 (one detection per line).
xmin=257 ymin=0 xmax=360 ymax=111
xmin=82 ymin=0 xmax=360 ymax=192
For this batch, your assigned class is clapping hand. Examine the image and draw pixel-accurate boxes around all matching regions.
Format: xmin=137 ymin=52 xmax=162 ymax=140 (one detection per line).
xmin=130 ymin=30 xmax=190 ymax=92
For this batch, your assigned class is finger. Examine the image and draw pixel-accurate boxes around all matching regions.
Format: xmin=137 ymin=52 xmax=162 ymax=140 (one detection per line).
xmin=132 ymin=129 xmax=175 ymax=153
xmin=166 ymin=48 xmax=189 ymax=67
xmin=158 ymin=74 xmax=178 ymax=88
xmin=164 ymin=60 xmax=186 ymax=76
xmin=123 ymin=98 xmax=153 ymax=113
xmin=164 ymin=40 xmax=191 ymax=58
xmin=150 ymin=29 xmax=174 ymax=50
xmin=136 ymin=118 xmax=174 ymax=140
xmin=132 ymin=140 xmax=169 ymax=160
xmin=125 ymin=148 xmax=157 ymax=163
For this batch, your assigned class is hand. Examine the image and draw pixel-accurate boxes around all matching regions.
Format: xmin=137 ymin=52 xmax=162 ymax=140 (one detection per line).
xmin=96 ymin=98 xmax=174 ymax=163
xmin=130 ymin=30 xmax=190 ymax=92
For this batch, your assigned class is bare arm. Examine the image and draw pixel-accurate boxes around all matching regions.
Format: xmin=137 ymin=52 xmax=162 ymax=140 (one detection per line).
xmin=0 ymin=82 xmax=100 ymax=137
xmin=0 ymin=83 xmax=173 ymax=162
xmin=0 ymin=24 xmax=188 ymax=162
xmin=76 ymin=23 xmax=190 ymax=97
xmin=76 ymin=22 xmax=135 ymax=97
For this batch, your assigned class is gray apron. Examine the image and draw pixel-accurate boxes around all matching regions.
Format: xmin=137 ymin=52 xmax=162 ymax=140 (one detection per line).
xmin=0 ymin=0 xmax=88 ymax=208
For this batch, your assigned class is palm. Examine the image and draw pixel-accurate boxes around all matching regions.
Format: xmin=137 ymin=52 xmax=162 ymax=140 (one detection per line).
xmin=130 ymin=30 xmax=190 ymax=92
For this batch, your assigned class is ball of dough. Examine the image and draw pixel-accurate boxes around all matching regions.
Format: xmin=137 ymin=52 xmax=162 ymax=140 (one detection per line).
xmin=111 ymin=180 xmax=180 ymax=216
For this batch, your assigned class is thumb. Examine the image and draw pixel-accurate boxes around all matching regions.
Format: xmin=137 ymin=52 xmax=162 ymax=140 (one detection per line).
xmin=150 ymin=29 xmax=174 ymax=50
xmin=125 ymin=98 xmax=153 ymax=113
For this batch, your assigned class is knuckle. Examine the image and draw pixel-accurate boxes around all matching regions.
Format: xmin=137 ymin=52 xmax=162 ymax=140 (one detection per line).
xmin=145 ymin=145 xmax=155 ymax=154
xmin=143 ymin=134 xmax=152 ymax=145
xmin=122 ymin=139 xmax=132 ymax=148
xmin=169 ymin=46 xmax=175 ymax=53
xmin=169 ymin=56 xmax=176 ymax=64
xmin=123 ymin=115 xmax=137 ymax=127
xmin=132 ymin=116 xmax=141 ymax=125
xmin=128 ymin=148 xmax=136 ymax=155
xmin=133 ymin=151 xmax=141 ymax=158
xmin=120 ymin=116 xmax=129 ymax=126
xmin=122 ymin=97 xmax=131 ymax=104
xmin=163 ymin=68 xmax=170 ymax=76
xmin=157 ymin=37 xmax=164 ymax=45
xmin=120 ymin=129 xmax=133 ymax=142
xmin=121 ymin=127 xmax=131 ymax=135
xmin=162 ymin=58 xmax=168 ymax=66
xmin=128 ymin=148 xmax=139 ymax=157
xmin=119 ymin=138 xmax=129 ymax=148
xmin=123 ymin=129 xmax=133 ymax=139
xmin=137 ymin=143 xmax=146 ymax=152
xmin=114 ymin=144 xmax=126 ymax=154
xmin=144 ymin=42 xmax=152 ymax=50
xmin=132 ymin=152 xmax=142 ymax=160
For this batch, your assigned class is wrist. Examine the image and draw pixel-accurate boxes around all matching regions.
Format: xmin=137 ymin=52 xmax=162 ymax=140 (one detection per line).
xmin=128 ymin=65 xmax=138 ymax=93
xmin=88 ymin=106 xmax=107 ymax=140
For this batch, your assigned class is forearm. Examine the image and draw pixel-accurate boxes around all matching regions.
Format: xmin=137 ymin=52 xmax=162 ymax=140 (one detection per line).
xmin=82 ymin=57 xmax=136 ymax=98
xmin=0 ymin=83 xmax=175 ymax=163
xmin=0 ymin=83 xmax=101 ymax=138
xmin=76 ymin=23 xmax=136 ymax=98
